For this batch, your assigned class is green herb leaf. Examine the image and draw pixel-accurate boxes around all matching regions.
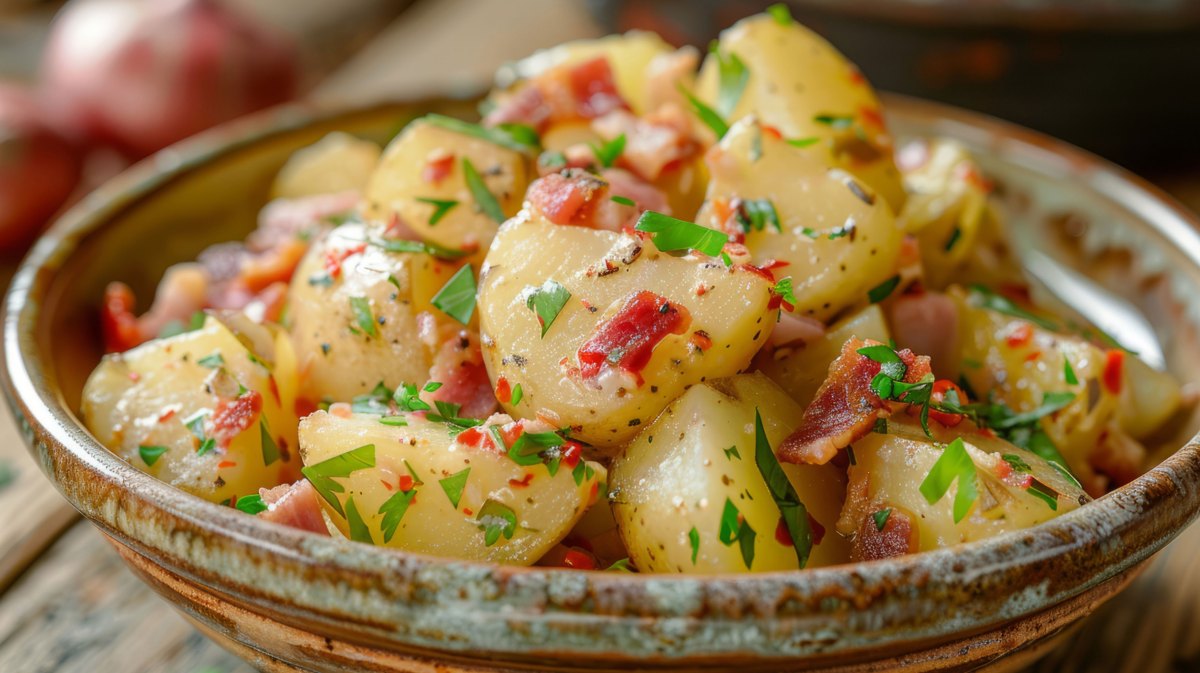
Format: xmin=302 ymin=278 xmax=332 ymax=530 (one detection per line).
xmin=524 ymin=279 xmax=571 ymax=337
xmin=606 ymin=557 xmax=635 ymax=572
xmin=715 ymin=49 xmax=749 ymax=118
xmin=771 ymin=277 xmax=798 ymax=307
xmin=717 ymin=497 xmax=756 ymax=569
xmin=868 ymin=275 xmax=901 ymax=303
xmin=139 ymin=444 xmax=168 ymax=467
xmin=857 ymin=344 xmax=907 ymax=380
xmin=197 ymin=352 xmax=224 ymax=368
xmin=1027 ymin=479 xmax=1059 ymax=511
xmin=1064 ymin=357 xmax=1079 ymax=385
xmin=968 ymin=284 xmax=1059 ymax=331
xmin=590 ymin=133 xmax=626 ymax=168
xmin=300 ymin=444 xmax=376 ymax=518
xmin=944 ymin=227 xmax=962 ymax=252
xmin=234 ymin=494 xmax=268 ymax=515
xmin=737 ymin=198 xmax=781 ymax=233
xmin=439 ymin=468 xmax=471 ymax=508
xmin=766 ymin=2 xmax=793 ymax=24
xmin=991 ymin=391 xmax=1075 ymax=430
xmin=635 ymin=211 xmax=729 ymax=257
xmin=873 ymin=418 xmax=888 ymax=434
xmin=393 ymin=382 xmax=431 ymax=412
xmin=787 ymin=137 xmax=820 ymax=148
xmin=378 ymin=488 xmax=418 ymax=543
xmin=260 ymin=419 xmax=279 ymax=466
xmin=349 ymin=296 xmax=378 ymax=337
xmin=370 ymin=236 xmax=467 ymax=260
xmin=352 ymin=381 xmax=393 ymax=414
xmin=422 ymin=114 xmax=539 ymax=153
xmin=539 ymin=150 xmax=567 ymax=170
xmin=688 ymin=526 xmax=700 ymax=564
xmin=753 ymin=410 xmax=813 ymax=568
xmin=813 ymin=113 xmax=856 ymax=130
xmin=462 ymin=157 xmax=506 ymax=224
xmin=476 ymin=499 xmax=517 ymax=546
xmin=414 ymin=197 xmax=458 ymax=226
xmin=506 ymin=430 xmax=564 ymax=467
xmin=431 ymin=264 xmax=477 ymax=325
xmin=344 ymin=496 xmax=374 ymax=544
xmin=610 ymin=195 xmax=635 ymax=207
xmin=379 ymin=416 xmax=408 ymax=426
xmin=510 ymin=383 xmax=524 ymax=406
xmin=872 ymin=508 xmax=891 ymax=531
xmin=679 ymin=85 xmax=729 ymax=138
xmin=723 ymin=445 xmax=741 ymax=461
xmin=918 ymin=438 xmax=978 ymax=523
xmin=158 ymin=311 xmax=207 ymax=339
xmin=1002 ymin=453 xmax=1032 ymax=473
xmin=308 ymin=273 xmax=334 ymax=288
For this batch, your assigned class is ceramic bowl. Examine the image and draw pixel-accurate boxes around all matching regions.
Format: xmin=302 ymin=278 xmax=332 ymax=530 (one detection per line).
xmin=4 ymin=95 xmax=1200 ymax=673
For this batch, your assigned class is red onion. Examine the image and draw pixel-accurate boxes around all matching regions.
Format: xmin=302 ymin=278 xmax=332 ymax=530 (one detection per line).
xmin=0 ymin=84 xmax=82 ymax=251
xmin=40 ymin=0 xmax=298 ymax=158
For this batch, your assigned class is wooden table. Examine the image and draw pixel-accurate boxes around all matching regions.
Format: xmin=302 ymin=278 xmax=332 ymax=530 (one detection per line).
xmin=3 ymin=0 xmax=1200 ymax=670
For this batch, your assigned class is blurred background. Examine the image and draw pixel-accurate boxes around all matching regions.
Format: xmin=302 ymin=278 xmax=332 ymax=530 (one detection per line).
xmin=1 ymin=1 xmax=1200 ymax=671
xmin=2 ymin=0 xmax=1199 ymax=261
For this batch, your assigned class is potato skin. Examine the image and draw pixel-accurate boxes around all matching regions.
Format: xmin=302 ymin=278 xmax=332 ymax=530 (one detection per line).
xmin=364 ymin=120 xmax=532 ymax=253
xmin=287 ymin=220 xmax=461 ymax=403
xmin=839 ymin=417 xmax=1088 ymax=554
xmin=610 ymin=373 xmax=850 ymax=573
xmin=82 ymin=314 xmax=300 ymax=503
xmin=272 ymin=132 xmax=381 ymax=199
xmin=477 ymin=211 xmax=775 ymax=451
xmin=298 ymin=411 xmax=603 ymax=564
xmin=697 ymin=118 xmax=903 ymax=322
xmin=695 ymin=14 xmax=905 ymax=212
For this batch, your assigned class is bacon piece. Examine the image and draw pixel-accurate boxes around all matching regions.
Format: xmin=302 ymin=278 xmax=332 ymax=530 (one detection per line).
xmin=778 ymin=338 xmax=930 ymax=465
xmin=887 ymin=291 xmax=960 ymax=376
xmin=592 ymin=105 xmax=699 ymax=181
xmin=258 ymin=480 xmax=329 ymax=535
xmin=483 ymin=56 xmax=629 ymax=132
xmin=527 ymin=170 xmax=607 ymax=226
xmin=568 ymin=56 xmax=627 ymax=119
xmin=599 ymin=168 xmax=670 ymax=226
xmin=422 ymin=152 xmax=455 ymax=184
xmin=211 ymin=390 xmax=263 ymax=448
xmin=421 ymin=330 xmax=498 ymax=420
xmin=577 ymin=290 xmax=691 ymax=385
xmin=101 ymin=282 xmax=144 ymax=353
xmin=851 ymin=506 xmax=918 ymax=562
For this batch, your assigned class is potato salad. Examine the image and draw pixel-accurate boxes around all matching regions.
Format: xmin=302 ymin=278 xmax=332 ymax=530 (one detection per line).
xmin=81 ymin=6 xmax=1183 ymax=573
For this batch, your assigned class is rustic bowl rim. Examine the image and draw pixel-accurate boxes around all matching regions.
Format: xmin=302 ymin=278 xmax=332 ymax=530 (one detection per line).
xmin=5 ymin=93 xmax=1200 ymax=662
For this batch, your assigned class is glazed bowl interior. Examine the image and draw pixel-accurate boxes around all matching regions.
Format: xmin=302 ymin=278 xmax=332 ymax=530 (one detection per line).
xmin=6 ymin=94 xmax=1200 ymax=671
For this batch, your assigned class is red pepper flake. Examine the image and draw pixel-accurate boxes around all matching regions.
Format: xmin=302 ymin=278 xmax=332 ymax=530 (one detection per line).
xmin=218 ymin=460 xmax=237 ymax=469
xmin=909 ymin=379 xmax=967 ymax=428
xmin=322 ymin=244 xmax=366 ymax=279
xmin=462 ymin=507 xmax=473 ymax=516
xmin=774 ymin=517 xmax=793 ymax=546
xmin=761 ymin=125 xmax=783 ymax=140
xmin=495 ymin=376 xmax=512 ymax=404
xmin=128 ymin=371 xmax=142 ymax=382
xmin=294 ymin=397 xmax=318 ymax=418
xmin=562 ymin=548 xmax=598 ymax=570
xmin=157 ymin=408 xmax=176 ymax=423
xmin=1006 ymin=322 xmax=1033 ymax=348
xmin=695 ymin=283 xmax=707 ymax=297
xmin=858 ymin=105 xmax=885 ymax=131
xmin=849 ymin=69 xmax=866 ymax=86
xmin=422 ymin=152 xmax=455 ymax=184
xmin=576 ymin=291 xmax=692 ymax=385
xmin=561 ymin=441 xmax=583 ymax=469
xmin=268 ymin=375 xmax=281 ymax=406
xmin=1103 ymin=349 xmax=1125 ymax=395
xmin=1024 ymin=350 xmax=1042 ymax=363
xmin=758 ymin=259 xmax=791 ymax=273
xmin=508 ymin=473 xmax=535 ymax=488
xmin=734 ymin=263 xmax=775 ymax=284
xmin=381 ymin=480 xmax=394 ymax=491
xmin=956 ymin=162 xmax=995 ymax=193
xmin=809 ymin=513 xmax=826 ymax=546
xmin=689 ymin=330 xmax=713 ymax=352
xmin=456 ymin=426 xmax=492 ymax=451
xmin=978 ymin=427 xmax=997 ymax=438
xmin=398 ymin=474 xmax=414 ymax=492
xmin=994 ymin=459 xmax=1012 ymax=479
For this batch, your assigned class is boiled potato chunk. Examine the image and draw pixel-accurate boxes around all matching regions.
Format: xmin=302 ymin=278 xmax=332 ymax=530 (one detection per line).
xmin=82 ymin=314 xmax=301 ymax=503
xmin=610 ymin=373 xmax=849 ymax=573
xmin=757 ymin=305 xmax=890 ymax=408
xmin=695 ymin=13 xmax=905 ymax=211
xmin=696 ymin=118 xmax=903 ymax=322
xmin=287 ymin=220 xmax=460 ymax=403
xmin=495 ymin=31 xmax=675 ymax=115
xmin=477 ymin=213 xmax=775 ymax=451
xmin=839 ymin=416 xmax=1088 ymax=554
xmin=298 ymin=411 xmax=603 ymax=564
xmin=1119 ymin=354 xmax=1182 ymax=440
xmin=272 ymin=132 xmax=381 ymax=199
xmin=364 ymin=119 xmax=532 ymax=253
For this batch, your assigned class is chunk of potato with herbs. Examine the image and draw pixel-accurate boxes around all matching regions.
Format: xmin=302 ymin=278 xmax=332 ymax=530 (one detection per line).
xmin=694 ymin=10 xmax=905 ymax=212
xmin=287 ymin=219 xmax=462 ymax=404
xmin=82 ymin=314 xmax=301 ymax=504
xmin=491 ymin=31 xmax=675 ymax=116
xmin=477 ymin=212 xmax=776 ymax=451
xmin=757 ymin=305 xmax=891 ymax=409
xmin=948 ymin=286 xmax=1151 ymax=494
xmin=696 ymin=118 xmax=903 ymax=322
xmin=298 ymin=411 xmax=603 ymax=563
xmin=839 ymin=416 xmax=1088 ymax=560
xmin=271 ymin=132 xmax=382 ymax=199
xmin=364 ymin=117 xmax=533 ymax=254
xmin=610 ymin=373 xmax=850 ymax=573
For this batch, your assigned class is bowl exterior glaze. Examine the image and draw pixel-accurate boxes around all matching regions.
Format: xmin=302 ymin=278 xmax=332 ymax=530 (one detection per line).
xmin=4 ymin=95 xmax=1200 ymax=672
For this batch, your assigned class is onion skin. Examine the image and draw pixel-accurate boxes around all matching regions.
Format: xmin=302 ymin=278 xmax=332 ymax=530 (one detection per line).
xmin=40 ymin=0 xmax=298 ymax=158
xmin=0 ymin=84 xmax=82 ymax=252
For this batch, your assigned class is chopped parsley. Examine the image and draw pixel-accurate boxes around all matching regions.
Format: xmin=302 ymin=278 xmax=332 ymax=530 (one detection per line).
xmin=753 ymin=409 xmax=813 ymax=568
xmin=378 ymin=488 xmax=418 ymax=543
xmin=462 ymin=157 xmax=506 ymax=224
xmin=718 ymin=497 xmax=756 ymax=569
xmin=234 ymin=494 xmax=268 ymax=515
xmin=688 ymin=526 xmax=701 ymax=564
xmin=392 ymin=382 xmax=431 ymax=412
xmin=679 ymin=85 xmax=729 ymax=138
xmin=476 ymin=499 xmax=517 ymax=546
xmin=1002 ymin=454 xmax=1032 ymax=473
xmin=918 ymin=437 xmax=978 ymax=523
xmin=370 ymin=236 xmax=467 ymax=260
xmin=349 ymin=296 xmax=378 ymax=337
xmin=787 ymin=137 xmax=820 ymax=148
xmin=771 ymin=277 xmax=798 ymax=307
xmin=766 ymin=2 xmax=793 ymax=24
xmin=344 ymin=496 xmax=374 ymax=544
xmin=158 ymin=311 xmax=206 ymax=339
xmin=1064 ymin=357 xmax=1079 ymax=385
xmin=524 ymin=279 xmax=571 ymax=337
xmin=590 ymin=133 xmax=626 ymax=168
xmin=611 ymin=195 xmax=635 ymax=207
xmin=422 ymin=114 xmax=539 ymax=153
xmin=260 ymin=418 xmax=279 ymax=466
xmin=714 ymin=49 xmax=749 ymax=118
xmin=813 ymin=113 xmax=856 ymax=130
xmin=872 ymin=508 xmax=891 ymax=531
xmin=184 ymin=411 xmax=215 ymax=456
xmin=538 ymin=150 xmax=567 ymax=170
xmin=1028 ymin=479 xmax=1059 ymax=510
xmin=635 ymin=210 xmax=729 ymax=257
xmin=138 ymin=444 xmax=168 ymax=467
xmin=352 ymin=381 xmax=393 ymax=414
xmin=868 ymin=275 xmax=901 ymax=303
xmin=300 ymin=443 xmax=376 ymax=518
xmin=502 ymin=429 xmax=564 ymax=468
xmin=736 ymin=198 xmax=781 ymax=233
xmin=431 ymin=264 xmax=477 ymax=325
xmin=439 ymin=468 xmax=471 ymax=508
xmin=414 ymin=197 xmax=458 ymax=226
xmin=944 ymin=227 xmax=962 ymax=252
xmin=196 ymin=352 xmax=224 ymax=368
xmin=723 ymin=445 xmax=741 ymax=461
xmin=968 ymin=284 xmax=1058 ymax=331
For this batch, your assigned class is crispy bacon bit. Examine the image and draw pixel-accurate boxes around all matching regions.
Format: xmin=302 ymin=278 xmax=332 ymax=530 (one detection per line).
xmin=322 ymin=243 xmax=366 ymax=280
xmin=592 ymin=106 xmax=700 ymax=181
xmin=508 ymin=473 xmax=535 ymax=488
xmin=455 ymin=426 xmax=497 ymax=453
xmin=778 ymin=338 xmax=930 ymax=465
xmin=567 ymin=56 xmax=628 ymax=119
xmin=211 ymin=390 xmax=263 ymax=448
xmin=1005 ymin=322 xmax=1033 ymax=348
xmin=577 ymin=291 xmax=692 ymax=385
xmin=422 ymin=331 xmax=498 ymax=420
xmin=258 ymin=480 xmax=329 ymax=535
xmin=422 ymin=152 xmax=455 ymax=184
xmin=484 ymin=56 xmax=629 ymax=132
xmin=1103 ymin=349 xmax=1125 ymax=395
xmin=527 ymin=170 xmax=607 ymax=226
xmin=294 ymin=397 xmax=318 ymax=418
xmin=851 ymin=506 xmax=918 ymax=562
xmin=689 ymin=330 xmax=713 ymax=352
xmin=495 ymin=376 xmax=512 ymax=404
xmin=101 ymin=282 xmax=143 ymax=353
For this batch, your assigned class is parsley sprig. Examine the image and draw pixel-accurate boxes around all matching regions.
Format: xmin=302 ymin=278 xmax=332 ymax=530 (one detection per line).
xmin=753 ymin=410 xmax=813 ymax=568
xmin=635 ymin=211 xmax=728 ymax=257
